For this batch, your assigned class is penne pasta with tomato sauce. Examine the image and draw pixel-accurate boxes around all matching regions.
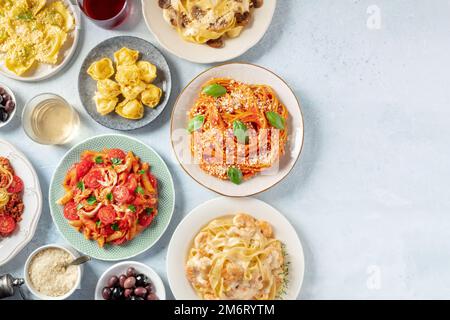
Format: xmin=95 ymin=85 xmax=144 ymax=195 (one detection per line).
xmin=57 ymin=148 xmax=158 ymax=247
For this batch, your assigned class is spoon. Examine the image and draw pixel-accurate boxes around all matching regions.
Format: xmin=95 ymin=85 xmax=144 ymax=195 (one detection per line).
xmin=64 ymin=255 xmax=91 ymax=268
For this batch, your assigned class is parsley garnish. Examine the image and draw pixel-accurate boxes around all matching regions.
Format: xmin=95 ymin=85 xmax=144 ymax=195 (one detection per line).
xmin=135 ymin=186 xmax=144 ymax=195
xmin=111 ymin=223 xmax=119 ymax=231
xmin=138 ymin=170 xmax=146 ymax=174
xmin=145 ymin=208 xmax=153 ymax=216
xmin=87 ymin=196 xmax=97 ymax=205
xmin=128 ymin=205 xmax=136 ymax=213
xmin=111 ymin=158 xmax=122 ymax=166
xmin=17 ymin=11 xmax=33 ymax=21
xmin=96 ymin=220 xmax=101 ymax=228
xmin=106 ymin=193 xmax=113 ymax=202
xmin=76 ymin=181 xmax=85 ymax=192
xmin=76 ymin=203 xmax=84 ymax=210
xmin=95 ymin=156 xmax=103 ymax=164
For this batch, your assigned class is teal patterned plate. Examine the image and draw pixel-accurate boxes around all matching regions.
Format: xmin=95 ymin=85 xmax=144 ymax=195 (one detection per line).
xmin=49 ymin=134 xmax=175 ymax=261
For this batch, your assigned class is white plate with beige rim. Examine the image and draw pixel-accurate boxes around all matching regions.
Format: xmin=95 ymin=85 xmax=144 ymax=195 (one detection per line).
xmin=0 ymin=0 xmax=80 ymax=82
xmin=0 ymin=140 xmax=42 ymax=266
xmin=167 ymin=197 xmax=305 ymax=300
xmin=170 ymin=62 xmax=304 ymax=197
xmin=142 ymin=0 xmax=277 ymax=63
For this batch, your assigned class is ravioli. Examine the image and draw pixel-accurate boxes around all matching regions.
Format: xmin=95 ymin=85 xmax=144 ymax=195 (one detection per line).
xmin=5 ymin=42 xmax=35 ymax=75
xmin=36 ymin=25 xmax=66 ymax=64
xmin=87 ymin=58 xmax=115 ymax=81
xmin=137 ymin=61 xmax=157 ymax=83
xmin=94 ymin=94 xmax=118 ymax=116
xmin=0 ymin=0 xmax=75 ymax=76
xmin=141 ymin=84 xmax=162 ymax=108
xmin=114 ymin=47 xmax=139 ymax=66
xmin=97 ymin=79 xmax=121 ymax=98
xmin=115 ymin=99 xmax=144 ymax=120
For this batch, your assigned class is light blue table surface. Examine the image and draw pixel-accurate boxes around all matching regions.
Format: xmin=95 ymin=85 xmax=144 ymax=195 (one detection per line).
xmin=1 ymin=0 xmax=450 ymax=300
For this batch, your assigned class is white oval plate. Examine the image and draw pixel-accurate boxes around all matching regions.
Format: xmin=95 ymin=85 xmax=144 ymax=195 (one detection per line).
xmin=94 ymin=261 xmax=166 ymax=300
xmin=142 ymin=0 xmax=277 ymax=63
xmin=0 ymin=0 xmax=80 ymax=82
xmin=170 ymin=63 xmax=304 ymax=197
xmin=167 ymin=197 xmax=304 ymax=300
xmin=0 ymin=139 xmax=43 ymax=266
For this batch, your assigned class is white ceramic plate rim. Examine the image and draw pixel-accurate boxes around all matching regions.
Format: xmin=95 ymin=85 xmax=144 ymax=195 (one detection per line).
xmin=48 ymin=134 xmax=176 ymax=261
xmin=0 ymin=139 xmax=43 ymax=266
xmin=24 ymin=244 xmax=83 ymax=300
xmin=170 ymin=62 xmax=304 ymax=197
xmin=166 ymin=197 xmax=305 ymax=300
xmin=94 ymin=261 xmax=166 ymax=300
xmin=0 ymin=0 xmax=80 ymax=82
xmin=141 ymin=0 xmax=277 ymax=63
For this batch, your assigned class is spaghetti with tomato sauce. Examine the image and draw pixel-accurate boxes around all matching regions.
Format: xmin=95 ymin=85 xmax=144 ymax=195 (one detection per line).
xmin=0 ymin=157 xmax=24 ymax=237
xmin=57 ymin=149 xmax=158 ymax=248
xmin=188 ymin=78 xmax=289 ymax=184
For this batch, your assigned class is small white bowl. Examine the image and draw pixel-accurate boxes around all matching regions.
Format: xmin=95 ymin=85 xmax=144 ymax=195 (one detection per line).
xmin=24 ymin=244 xmax=83 ymax=300
xmin=95 ymin=261 xmax=166 ymax=300
xmin=0 ymin=83 xmax=17 ymax=128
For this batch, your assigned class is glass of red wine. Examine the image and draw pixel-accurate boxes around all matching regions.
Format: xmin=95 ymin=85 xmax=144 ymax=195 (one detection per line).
xmin=77 ymin=0 xmax=129 ymax=29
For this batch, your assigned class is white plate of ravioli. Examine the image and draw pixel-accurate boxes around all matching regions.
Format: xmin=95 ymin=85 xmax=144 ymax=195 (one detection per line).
xmin=0 ymin=0 xmax=79 ymax=82
xmin=167 ymin=197 xmax=304 ymax=300
xmin=142 ymin=0 xmax=277 ymax=63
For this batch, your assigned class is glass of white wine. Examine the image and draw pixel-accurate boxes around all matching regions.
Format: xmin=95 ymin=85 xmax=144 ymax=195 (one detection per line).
xmin=22 ymin=93 xmax=80 ymax=145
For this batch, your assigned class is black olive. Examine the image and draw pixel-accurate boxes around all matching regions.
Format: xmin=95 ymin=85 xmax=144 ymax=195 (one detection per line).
xmin=5 ymin=100 xmax=15 ymax=113
xmin=0 ymin=108 xmax=9 ymax=122
xmin=102 ymin=287 xmax=112 ymax=300
xmin=111 ymin=286 xmax=124 ymax=300
xmin=126 ymin=267 xmax=136 ymax=277
xmin=0 ymin=87 xmax=5 ymax=95
xmin=135 ymin=274 xmax=148 ymax=287
xmin=0 ymin=95 xmax=3 ymax=105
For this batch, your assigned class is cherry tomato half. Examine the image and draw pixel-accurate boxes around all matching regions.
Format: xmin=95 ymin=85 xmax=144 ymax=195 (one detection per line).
xmin=63 ymin=201 xmax=79 ymax=220
xmin=139 ymin=213 xmax=154 ymax=228
xmin=7 ymin=176 xmax=24 ymax=193
xmin=0 ymin=215 xmax=16 ymax=236
xmin=148 ymin=173 xmax=158 ymax=190
xmin=98 ymin=206 xmax=116 ymax=225
xmin=108 ymin=149 xmax=126 ymax=160
xmin=126 ymin=174 xmax=138 ymax=193
xmin=84 ymin=170 xmax=102 ymax=189
xmin=101 ymin=224 xmax=115 ymax=236
xmin=76 ymin=160 xmax=93 ymax=179
xmin=113 ymin=185 xmax=132 ymax=204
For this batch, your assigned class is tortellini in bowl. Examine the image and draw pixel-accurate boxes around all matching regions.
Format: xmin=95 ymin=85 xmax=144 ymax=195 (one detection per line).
xmin=87 ymin=47 xmax=163 ymax=120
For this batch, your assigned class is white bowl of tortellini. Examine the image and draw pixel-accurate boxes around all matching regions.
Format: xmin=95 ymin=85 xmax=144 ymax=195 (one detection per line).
xmin=79 ymin=36 xmax=171 ymax=131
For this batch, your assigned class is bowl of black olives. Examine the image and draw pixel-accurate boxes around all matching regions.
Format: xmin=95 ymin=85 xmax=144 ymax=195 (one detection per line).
xmin=95 ymin=261 xmax=165 ymax=300
xmin=0 ymin=83 xmax=17 ymax=128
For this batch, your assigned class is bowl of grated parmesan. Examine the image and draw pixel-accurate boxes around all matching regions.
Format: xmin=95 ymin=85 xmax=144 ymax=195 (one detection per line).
xmin=24 ymin=244 xmax=83 ymax=300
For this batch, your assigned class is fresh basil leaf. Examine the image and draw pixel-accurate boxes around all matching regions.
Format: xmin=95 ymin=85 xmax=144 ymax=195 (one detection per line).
xmin=202 ymin=84 xmax=227 ymax=97
xmin=145 ymin=208 xmax=153 ymax=216
xmin=265 ymin=111 xmax=285 ymax=130
xmin=227 ymin=167 xmax=243 ymax=185
xmin=95 ymin=156 xmax=103 ymax=164
xmin=138 ymin=170 xmax=146 ymax=175
xmin=76 ymin=181 xmax=85 ymax=192
xmin=111 ymin=158 xmax=122 ymax=166
xmin=87 ymin=196 xmax=97 ymax=205
xmin=111 ymin=223 xmax=119 ymax=231
xmin=128 ymin=205 xmax=136 ymax=213
xmin=233 ymin=120 xmax=248 ymax=144
xmin=106 ymin=193 xmax=113 ymax=202
xmin=135 ymin=186 xmax=145 ymax=195
xmin=187 ymin=115 xmax=205 ymax=133
xmin=76 ymin=203 xmax=84 ymax=210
